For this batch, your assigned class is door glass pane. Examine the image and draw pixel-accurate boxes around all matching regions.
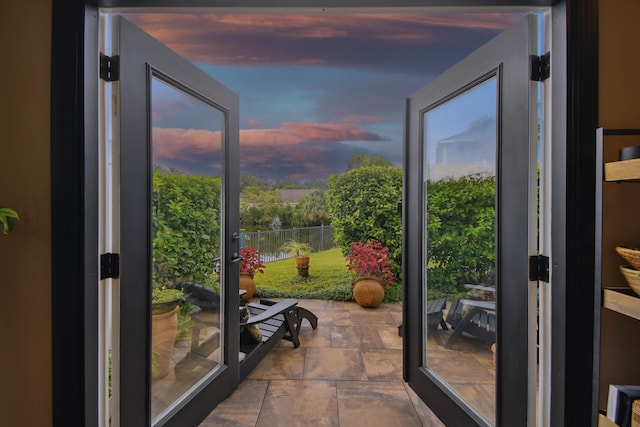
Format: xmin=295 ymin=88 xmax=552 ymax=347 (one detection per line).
xmin=423 ymin=76 xmax=497 ymax=424
xmin=151 ymin=76 xmax=225 ymax=420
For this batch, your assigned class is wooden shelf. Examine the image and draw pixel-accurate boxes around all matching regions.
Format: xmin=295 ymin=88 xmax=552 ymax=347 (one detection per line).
xmin=603 ymin=287 xmax=640 ymax=321
xmin=605 ymin=158 xmax=640 ymax=182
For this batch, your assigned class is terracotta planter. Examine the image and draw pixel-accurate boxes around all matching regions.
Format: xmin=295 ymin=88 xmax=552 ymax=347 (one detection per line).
xmin=239 ymin=272 xmax=256 ymax=302
xmin=295 ymin=256 xmax=310 ymax=267
xmin=151 ymin=305 xmax=179 ymax=379
xmin=294 ymin=256 xmax=310 ymax=277
xmin=353 ymin=276 xmax=385 ymax=308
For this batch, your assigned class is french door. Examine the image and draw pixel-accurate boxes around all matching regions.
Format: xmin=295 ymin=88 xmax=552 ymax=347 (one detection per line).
xmin=403 ymin=14 xmax=544 ymax=426
xmin=105 ymin=16 xmax=240 ymax=426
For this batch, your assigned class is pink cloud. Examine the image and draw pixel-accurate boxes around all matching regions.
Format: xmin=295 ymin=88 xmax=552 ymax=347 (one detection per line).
xmin=152 ymin=127 xmax=223 ymax=165
xmin=152 ymin=121 xmax=385 ymax=161
xmin=240 ymin=122 xmax=386 ymax=147
xmin=237 ymin=141 xmax=356 ymax=180
xmin=368 ymin=13 xmax=522 ymax=33
xmin=152 ymin=123 xmax=394 ymax=180
xmin=246 ymin=119 xmax=264 ymax=126
xmin=125 ymin=13 xmax=521 ymax=66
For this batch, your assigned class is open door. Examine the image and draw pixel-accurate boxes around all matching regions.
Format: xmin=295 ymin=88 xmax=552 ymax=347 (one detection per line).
xmin=403 ymin=15 xmax=541 ymax=426
xmin=106 ymin=16 xmax=240 ymax=426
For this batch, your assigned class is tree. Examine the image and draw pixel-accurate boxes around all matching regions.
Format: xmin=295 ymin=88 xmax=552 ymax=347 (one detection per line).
xmin=240 ymin=187 xmax=294 ymax=227
xmin=346 ymin=152 xmax=392 ymax=170
xmin=293 ymin=190 xmax=330 ymax=226
xmin=239 ymin=174 xmax=272 ymax=192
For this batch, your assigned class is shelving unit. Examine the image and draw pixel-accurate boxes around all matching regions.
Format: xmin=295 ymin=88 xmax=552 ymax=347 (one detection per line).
xmin=605 ymin=158 xmax=640 ymax=182
xmin=602 ymin=288 xmax=640 ymax=322
xmin=596 ymin=128 xmax=640 ymax=426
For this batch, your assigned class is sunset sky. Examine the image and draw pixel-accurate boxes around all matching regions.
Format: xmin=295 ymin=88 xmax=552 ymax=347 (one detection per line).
xmin=125 ymin=12 xmax=526 ymax=182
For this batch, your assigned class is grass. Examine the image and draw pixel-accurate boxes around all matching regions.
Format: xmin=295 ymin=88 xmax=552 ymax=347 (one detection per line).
xmin=253 ymin=246 xmax=403 ymax=302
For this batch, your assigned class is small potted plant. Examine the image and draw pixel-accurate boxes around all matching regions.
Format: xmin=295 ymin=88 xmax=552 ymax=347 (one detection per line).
xmin=279 ymin=240 xmax=313 ymax=277
xmin=239 ymin=247 xmax=265 ymax=301
xmin=152 ymin=286 xmax=184 ymax=315
xmin=0 ymin=206 xmax=19 ymax=234
xmin=346 ymin=239 xmax=396 ymax=308
xmin=151 ymin=286 xmax=184 ymax=379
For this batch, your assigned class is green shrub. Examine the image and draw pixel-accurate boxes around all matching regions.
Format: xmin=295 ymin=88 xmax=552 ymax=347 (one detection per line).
xmin=426 ymin=174 xmax=496 ymax=296
xmin=152 ymin=166 xmax=221 ymax=285
xmin=326 ymin=166 xmax=403 ymax=278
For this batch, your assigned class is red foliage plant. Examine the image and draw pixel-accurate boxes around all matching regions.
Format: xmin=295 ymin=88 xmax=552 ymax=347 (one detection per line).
xmin=346 ymin=239 xmax=396 ymax=288
xmin=239 ymin=247 xmax=266 ymax=276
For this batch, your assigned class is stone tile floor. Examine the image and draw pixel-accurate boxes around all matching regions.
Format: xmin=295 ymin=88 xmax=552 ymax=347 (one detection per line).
xmin=201 ymin=299 xmax=493 ymax=426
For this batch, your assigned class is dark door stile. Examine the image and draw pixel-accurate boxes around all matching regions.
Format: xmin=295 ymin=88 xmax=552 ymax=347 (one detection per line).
xmin=403 ymin=15 xmax=537 ymax=427
xmin=115 ymin=16 xmax=240 ymax=426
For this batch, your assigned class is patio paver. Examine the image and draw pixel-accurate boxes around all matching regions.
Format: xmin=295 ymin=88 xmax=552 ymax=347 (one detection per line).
xmin=256 ymin=380 xmax=339 ymax=427
xmin=201 ymin=299 xmax=491 ymax=426
xmin=337 ymin=380 xmax=423 ymax=427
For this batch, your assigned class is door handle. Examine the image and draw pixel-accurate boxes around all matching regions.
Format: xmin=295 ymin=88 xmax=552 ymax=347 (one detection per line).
xmin=230 ymin=253 xmax=243 ymax=264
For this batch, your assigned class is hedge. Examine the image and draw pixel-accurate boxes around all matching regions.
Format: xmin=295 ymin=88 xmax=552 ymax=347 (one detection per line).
xmin=152 ymin=167 xmax=221 ymax=285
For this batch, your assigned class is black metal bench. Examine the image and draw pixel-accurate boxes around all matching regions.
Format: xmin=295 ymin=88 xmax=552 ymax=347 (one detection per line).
xmin=397 ymin=298 xmax=448 ymax=337
xmin=239 ymin=299 xmax=318 ymax=381
xmin=173 ymin=283 xmax=318 ymax=380
xmin=444 ymin=298 xmax=496 ymax=347
xmin=426 ymin=298 xmax=448 ymax=331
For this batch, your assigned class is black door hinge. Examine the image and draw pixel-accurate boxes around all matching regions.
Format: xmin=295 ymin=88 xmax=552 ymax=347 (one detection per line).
xmin=100 ymin=253 xmax=120 ymax=280
xmin=529 ymin=255 xmax=550 ymax=282
xmin=100 ymin=53 xmax=120 ymax=82
xmin=530 ymin=52 xmax=550 ymax=82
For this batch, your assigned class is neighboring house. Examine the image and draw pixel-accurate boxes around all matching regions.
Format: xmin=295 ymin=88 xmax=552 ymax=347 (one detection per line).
xmin=436 ymin=117 xmax=495 ymax=167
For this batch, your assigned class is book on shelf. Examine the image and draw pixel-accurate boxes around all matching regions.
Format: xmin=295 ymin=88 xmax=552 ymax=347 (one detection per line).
xmin=607 ymin=385 xmax=640 ymax=427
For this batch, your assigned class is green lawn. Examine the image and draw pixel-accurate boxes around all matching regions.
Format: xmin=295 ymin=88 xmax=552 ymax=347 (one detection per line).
xmin=253 ymin=247 xmax=402 ymax=302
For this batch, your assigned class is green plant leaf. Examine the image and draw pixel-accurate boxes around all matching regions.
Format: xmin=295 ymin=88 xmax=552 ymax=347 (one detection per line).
xmin=0 ymin=207 xmax=20 ymax=234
